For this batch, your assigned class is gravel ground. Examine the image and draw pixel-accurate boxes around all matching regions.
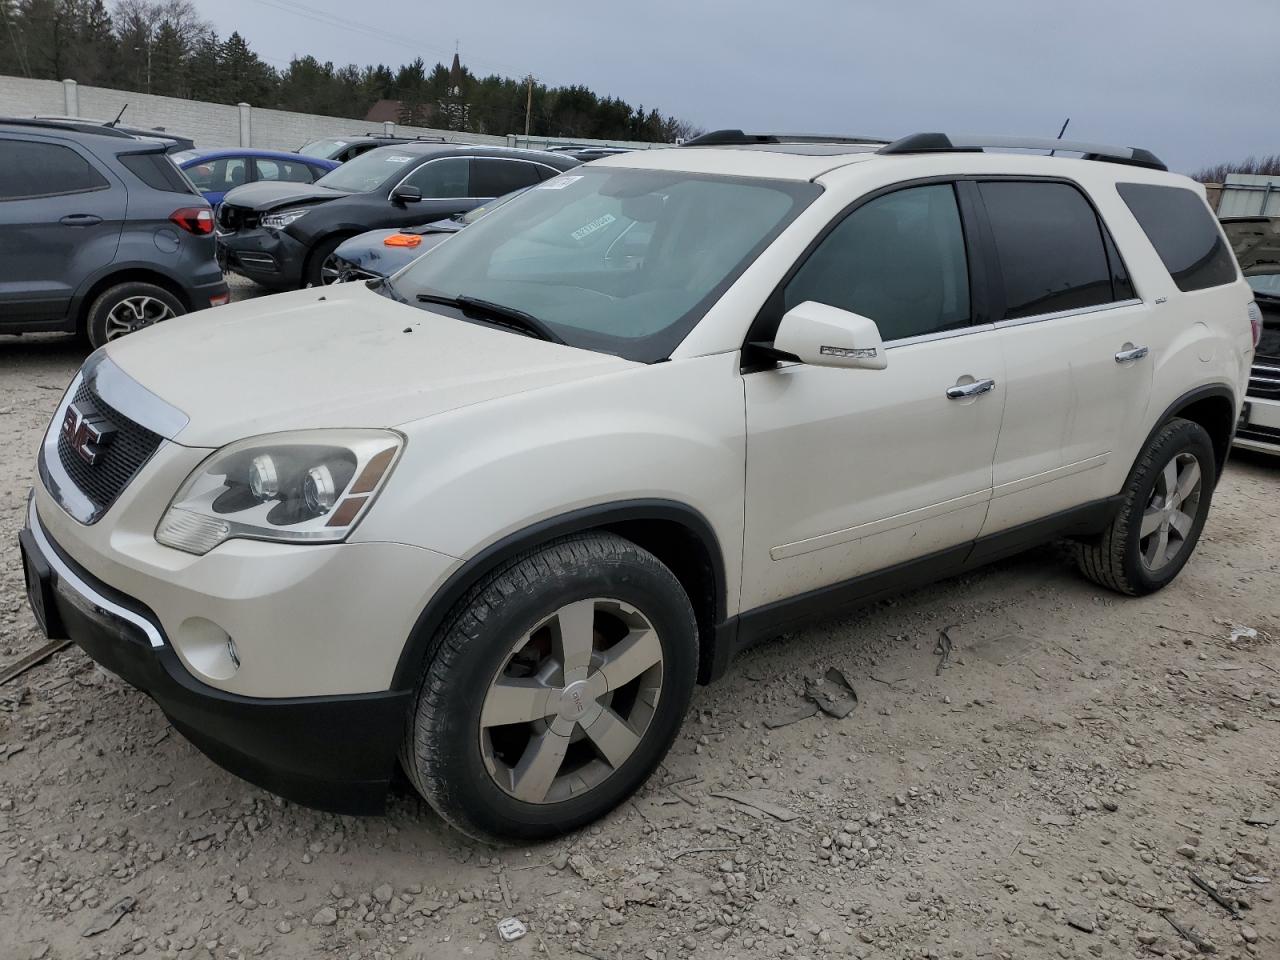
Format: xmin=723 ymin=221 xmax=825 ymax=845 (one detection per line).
xmin=1 ymin=278 xmax=1278 ymax=960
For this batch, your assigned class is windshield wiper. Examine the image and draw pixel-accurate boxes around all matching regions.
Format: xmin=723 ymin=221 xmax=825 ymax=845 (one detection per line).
xmin=415 ymin=293 xmax=565 ymax=344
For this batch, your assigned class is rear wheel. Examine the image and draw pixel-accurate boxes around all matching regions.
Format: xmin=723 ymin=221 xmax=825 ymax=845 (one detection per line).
xmin=401 ymin=533 xmax=699 ymax=842
xmin=1075 ymin=418 xmax=1216 ymax=596
xmin=86 ymin=282 xmax=185 ymax=348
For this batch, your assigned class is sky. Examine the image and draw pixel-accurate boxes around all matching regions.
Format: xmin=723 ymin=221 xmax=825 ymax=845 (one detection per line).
xmin=194 ymin=0 xmax=1280 ymax=174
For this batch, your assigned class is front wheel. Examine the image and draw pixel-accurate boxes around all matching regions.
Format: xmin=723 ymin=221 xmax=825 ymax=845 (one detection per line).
xmin=304 ymin=235 xmax=349 ymax=287
xmin=1075 ymin=417 xmax=1216 ymax=596
xmin=401 ymin=533 xmax=699 ymax=842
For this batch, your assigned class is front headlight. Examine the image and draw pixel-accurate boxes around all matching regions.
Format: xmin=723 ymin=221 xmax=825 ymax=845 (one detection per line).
xmin=261 ymin=208 xmax=310 ymax=230
xmin=156 ymin=430 xmax=403 ymax=555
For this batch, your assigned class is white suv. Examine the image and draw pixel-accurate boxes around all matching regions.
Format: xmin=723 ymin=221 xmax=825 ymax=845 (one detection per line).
xmin=20 ymin=130 xmax=1259 ymax=841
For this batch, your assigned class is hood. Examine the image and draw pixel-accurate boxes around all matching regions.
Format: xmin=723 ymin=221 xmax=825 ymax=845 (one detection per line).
xmin=334 ymin=228 xmax=451 ymax=277
xmin=103 ymin=282 xmax=634 ymax=447
xmin=1220 ymin=217 xmax=1280 ymax=274
xmin=221 ymin=181 xmax=345 ymax=212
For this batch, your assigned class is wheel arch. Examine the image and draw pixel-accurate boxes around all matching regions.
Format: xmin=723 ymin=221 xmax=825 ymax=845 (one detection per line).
xmin=390 ymin=499 xmax=729 ymax=692
xmin=1143 ymin=384 xmax=1237 ymax=482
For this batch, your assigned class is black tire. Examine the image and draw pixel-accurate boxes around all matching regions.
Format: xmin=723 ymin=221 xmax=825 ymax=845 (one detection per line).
xmin=85 ymin=281 xmax=185 ymax=348
xmin=304 ymin=235 xmax=348 ymax=287
xmin=1075 ymin=417 xmax=1216 ymax=596
xmin=401 ymin=533 xmax=698 ymax=843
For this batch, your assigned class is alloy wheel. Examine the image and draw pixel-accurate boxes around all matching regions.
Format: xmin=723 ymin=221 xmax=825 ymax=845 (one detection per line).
xmin=479 ymin=598 xmax=663 ymax=805
xmin=319 ymin=253 xmax=345 ymax=285
xmin=103 ymin=295 xmax=176 ymax=340
xmin=1139 ymin=452 xmax=1203 ymax=571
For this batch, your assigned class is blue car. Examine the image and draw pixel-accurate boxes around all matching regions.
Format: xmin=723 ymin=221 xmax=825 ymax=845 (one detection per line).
xmin=172 ymin=148 xmax=340 ymax=207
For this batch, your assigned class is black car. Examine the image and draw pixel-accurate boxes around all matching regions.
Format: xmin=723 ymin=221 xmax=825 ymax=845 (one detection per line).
xmin=217 ymin=144 xmax=580 ymax=289
xmin=295 ymin=134 xmax=447 ymax=163
xmin=0 ymin=118 xmax=228 ymax=346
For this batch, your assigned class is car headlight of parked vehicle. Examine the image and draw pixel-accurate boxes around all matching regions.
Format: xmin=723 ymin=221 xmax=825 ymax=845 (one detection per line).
xmin=156 ymin=430 xmax=403 ymax=555
xmin=261 ymin=208 xmax=310 ymax=230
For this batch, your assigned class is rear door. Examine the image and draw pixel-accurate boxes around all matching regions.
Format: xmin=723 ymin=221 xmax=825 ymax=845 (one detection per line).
xmin=470 ymin=158 xmax=554 ymax=198
xmin=976 ymin=178 xmax=1154 ymax=536
xmin=0 ymin=134 xmax=125 ymax=325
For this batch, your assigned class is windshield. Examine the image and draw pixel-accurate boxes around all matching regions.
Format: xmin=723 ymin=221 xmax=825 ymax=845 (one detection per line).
xmin=392 ymin=167 xmax=817 ymax=361
xmin=315 ymin=147 xmax=416 ymax=193
xmin=1247 ymin=273 xmax=1280 ymax=299
xmin=298 ymin=138 xmax=349 ymax=159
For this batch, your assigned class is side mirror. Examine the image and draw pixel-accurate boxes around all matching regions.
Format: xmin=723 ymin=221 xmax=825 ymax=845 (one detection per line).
xmin=391 ymin=184 xmax=422 ymax=205
xmin=771 ymin=301 xmax=887 ymax=370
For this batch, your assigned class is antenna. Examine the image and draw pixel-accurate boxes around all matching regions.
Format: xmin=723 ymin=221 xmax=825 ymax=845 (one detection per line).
xmin=107 ymin=103 xmax=128 ymax=128
xmin=1050 ymin=117 xmax=1069 ymax=157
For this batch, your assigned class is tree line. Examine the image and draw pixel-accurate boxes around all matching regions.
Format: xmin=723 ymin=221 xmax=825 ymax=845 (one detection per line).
xmin=0 ymin=0 xmax=699 ymax=142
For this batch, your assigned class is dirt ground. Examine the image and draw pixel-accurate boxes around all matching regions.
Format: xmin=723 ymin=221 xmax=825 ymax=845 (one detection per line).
xmin=1 ymin=278 xmax=1278 ymax=960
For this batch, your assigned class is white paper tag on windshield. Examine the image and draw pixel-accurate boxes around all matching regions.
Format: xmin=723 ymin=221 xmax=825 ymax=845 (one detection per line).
xmin=539 ymin=175 xmax=584 ymax=190
xmin=385 ymin=155 xmax=413 ymax=163
xmin=571 ymin=213 xmax=617 ymax=241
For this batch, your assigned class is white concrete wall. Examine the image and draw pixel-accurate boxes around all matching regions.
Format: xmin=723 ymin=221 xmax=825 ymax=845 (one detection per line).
xmin=0 ymin=74 xmax=664 ymax=152
xmin=0 ymin=75 xmax=505 ymax=149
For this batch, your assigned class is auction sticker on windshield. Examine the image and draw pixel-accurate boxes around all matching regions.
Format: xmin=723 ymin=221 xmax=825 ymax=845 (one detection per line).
xmin=539 ymin=175 xmax=584 ymax=190
xmin=385 ymin=155 xmax=413 ymax=163
xmin=571 ymin=214 xmax=617 ymax=241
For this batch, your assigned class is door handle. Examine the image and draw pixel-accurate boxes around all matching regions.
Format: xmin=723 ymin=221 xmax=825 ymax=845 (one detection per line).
xmin=946 ymin=378 xmax=996 ymax=400
xmin=1114 ymin=345 xmax=1149 ymax=364
xmin=59 ymin=214 xmax=103 ymax=227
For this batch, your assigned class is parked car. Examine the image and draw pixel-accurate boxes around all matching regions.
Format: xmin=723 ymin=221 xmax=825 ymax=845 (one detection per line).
xmin=172 ymin=149 xmax=339 ymax=207
xmin=328 ymin=188 xmax=527 ymax=282
xmin=0 ymin=118 xmax=227 ymax=346
xmin=295 ymin=133 xmax=445 ymax=163
xmin=20 ymin=130 xmax=1257 ymax=842
xmin=216 ymin=144 xmax=579 ymax=288
xmin=1221 ymin=216 xmax=1280 ymax=454
xmin=35 ymin=114 xmax=194 ymax=152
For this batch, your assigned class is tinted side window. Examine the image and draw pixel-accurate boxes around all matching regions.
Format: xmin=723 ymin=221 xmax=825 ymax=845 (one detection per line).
xmin=1117 ymin=183 xmax=1238 ymax=292
xmin=979 ymin=181 xmax=1114 ymax=319
xmin=404 ymin=157 xmax=470 ymax=198
xmin=121 ymin=152 xmax=198 ymax=194
xmin=0 ymin=140 xmax=109 ymax=200
xmin=471 ymin=159 xmax=544 ymax=198
xmin=784 ymin=183 xmax=971 ymax=341
xmin=254 ymin=158 xmax=315 ymax=183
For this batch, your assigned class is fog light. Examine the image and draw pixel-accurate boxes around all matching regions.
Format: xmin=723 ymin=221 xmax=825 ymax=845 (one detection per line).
xmin=174 ymin=617 xmax=239 ymax=681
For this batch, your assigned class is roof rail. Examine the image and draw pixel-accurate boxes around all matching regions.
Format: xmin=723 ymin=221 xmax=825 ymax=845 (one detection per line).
xmin=878 ymin=132 xmax=1167 ymax=171
xmin=682 ymin=129 xmax=890 ymax=148
xmin=2 ymin=116 xmax=137 ymax=139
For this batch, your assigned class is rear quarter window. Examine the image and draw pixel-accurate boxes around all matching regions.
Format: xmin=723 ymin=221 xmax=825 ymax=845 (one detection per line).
xmin=119 ymin=152 xmax=199 ymax=195
xmin=1117 ymin=183 xmax=1238 ymax=292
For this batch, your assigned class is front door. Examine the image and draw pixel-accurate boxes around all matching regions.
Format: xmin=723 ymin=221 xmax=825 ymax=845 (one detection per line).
xmin=0 ymin=135 xmax=124 ymax=325
xmin=741 ymin=182 xmax=1006 ymax=611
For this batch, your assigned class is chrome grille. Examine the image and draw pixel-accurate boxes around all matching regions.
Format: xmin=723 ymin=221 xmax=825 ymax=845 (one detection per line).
xmin=1249 ymin=357 xmax=1280 ymax=400
xmin=55 ymin=379 xmax=163 ymax=515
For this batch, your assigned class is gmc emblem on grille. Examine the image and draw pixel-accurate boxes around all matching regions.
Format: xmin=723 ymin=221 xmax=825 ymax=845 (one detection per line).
xmin=62 ymin=402 xmax=116 ymax=466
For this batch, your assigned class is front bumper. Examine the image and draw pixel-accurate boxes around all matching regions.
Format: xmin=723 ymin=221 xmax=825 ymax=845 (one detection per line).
xmin=217 ymin=227 xmax=308 ymax=288
xmin=19 ymin=501 xmax=411 ymax=814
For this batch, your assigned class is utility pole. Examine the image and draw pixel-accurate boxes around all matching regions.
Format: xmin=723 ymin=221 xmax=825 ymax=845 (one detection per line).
xmin=524 ymin=74 xmax=534 ymax=141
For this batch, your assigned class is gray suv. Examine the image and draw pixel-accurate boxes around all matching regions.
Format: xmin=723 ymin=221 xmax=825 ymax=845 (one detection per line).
xmin=0 ymin=118 xmax=229 ymax=347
